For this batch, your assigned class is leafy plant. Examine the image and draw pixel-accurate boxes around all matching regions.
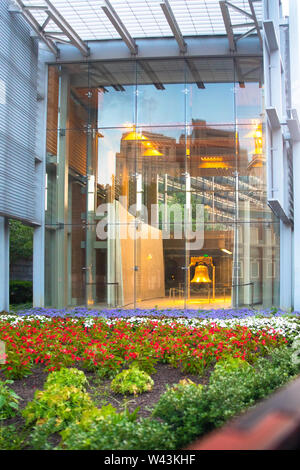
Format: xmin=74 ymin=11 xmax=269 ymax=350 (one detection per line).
xmin=213 ymin=356 xmax=252 ymax=374
xmin=0 ymin=424 xmax=27 ymax=450
xmin=0 ymin=380 xmax=21 ymax=420
xmin=44 ymin=367 xmax=88 ymax=390
xmin=27 ymin=418 xmax=58 ymax=450
xmin=61 ymin=405 xmax=175 ymax=450
xmin=153 ymin=347 xmax=300 ymax=448
xmin=111 ymin=366 xmax=154 ymax=395
xmin=22 ymin=384 xmax=93 ymax=431
xmin=1 ymin=349 xmax=32 ymax=379
xmin=152 ymin=379 xmax=204 ymax=447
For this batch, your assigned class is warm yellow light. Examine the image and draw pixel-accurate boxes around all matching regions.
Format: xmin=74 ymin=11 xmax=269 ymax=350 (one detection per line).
xmin=142 ymin=148 xmax=163 ymax=157
xmin=201 ymin=156 xmax=223 ymax=161
xmin=221 ymin=248 xmax=232 ymax=255
xmin=199 ymin=162 xmax=229 ymax=169
xmin=124 ymin=131 xmax=148 ymax=141
xmin=254 ymin=124 xmax=263 ymax=155
xmin=147 ymin=254 xmax=152 ymax=260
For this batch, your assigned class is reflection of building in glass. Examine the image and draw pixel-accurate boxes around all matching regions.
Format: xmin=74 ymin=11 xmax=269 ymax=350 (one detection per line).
xmin=3 ymin=0 xmax=295 ymax=312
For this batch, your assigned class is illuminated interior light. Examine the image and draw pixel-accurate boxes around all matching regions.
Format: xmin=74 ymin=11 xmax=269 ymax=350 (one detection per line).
xmin=123 ymin=131 xmax=148 ymax=141
xmin=221 ymin=248 xmax=232 ymax=255
xmin=142 ymin=148 xmax=163 ymax=157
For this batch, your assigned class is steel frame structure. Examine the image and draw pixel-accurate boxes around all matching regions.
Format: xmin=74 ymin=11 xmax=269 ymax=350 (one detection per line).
xmin=10 ymin=0 xmax=90 ymax=57
xmin=10 ymin=0 xmax=262 ymax=60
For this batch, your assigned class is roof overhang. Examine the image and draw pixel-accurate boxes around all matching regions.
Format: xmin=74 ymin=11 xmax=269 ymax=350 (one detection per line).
xmin=44 ymin=35 xmax=262 ymax=64
xmin=10 ymin=0 xmax=264 ymax=63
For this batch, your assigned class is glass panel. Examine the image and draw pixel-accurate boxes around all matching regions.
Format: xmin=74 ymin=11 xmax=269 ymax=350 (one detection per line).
xmin=22 ymin=0 xmax=263 ymax=40
xmin=186 ymin=58 xmax=235 ymax=126
xmin=45 ymin=129 xmax=88 ymax=307
xmin=95 ymin=128 xmax=137 ymax=308
xmin=187 ymin=123 xmax=237 ymax=182
xmin=186 ymin=223 xmax=233 ymax=309
xmin=44 ymin=55 xmax=280 ymax=310
xmin=133 ymin=126 xmax=186 ymax=309
xmin=234 ymin=222 xmax=280 ymax=307
xmin=186 ymin=122 xmax=236 ymax=309
xmin=45 ymin=223 xmax=86 ymax=307
xmin=235 ymin=57 xmax=264 ymax=123
xmin=237 ymin=123 xmax=266 ymax=191
xmin=137 ymin=59 xmax=186 ymax=126
xmin=46 ymin=63 xmax=90 ymax=132
xmin=92 ymin=61 xmax=136 ymax=128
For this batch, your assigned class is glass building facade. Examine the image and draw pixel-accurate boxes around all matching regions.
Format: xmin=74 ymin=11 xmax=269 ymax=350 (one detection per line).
xmin=45 ymin=57 xmax=280 ymax=309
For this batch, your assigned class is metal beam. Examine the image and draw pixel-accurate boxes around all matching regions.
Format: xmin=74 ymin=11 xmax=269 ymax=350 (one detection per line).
xmin=44 ymin=0 xmax=90 ymax=57
xmin=90 ymin=63 xmax=126 ymax=91
xmin=232 ymin=22 xmax=255 ymax=29
xmin=219 ymin=0 xmax=263 ymax=52
xmin=237 ymin=26 xmax=257 ymax=42
xmin=235 ymin=58 xmax=245 ymax=87
xmin=219 ymin=1 xmax=236 ymax=52
xmin=11 ymin=0 xmax=90 ymax=57
xmin=248 ymin=0 xmax=263 ymax=49
xmin=138 ymin=60 xmax=165 ymax=90
xmin=53 ymin=35 xmax=262 ymax=64
xmin=102 ymin=0 xmax=138 ymax=55
xmin=185 ymin=58 xmax=205 ymax=89
xmin=12 ymin=0 xmax=58 ymax=56
xmin=160 ymin=0 xmax=187 ymax=53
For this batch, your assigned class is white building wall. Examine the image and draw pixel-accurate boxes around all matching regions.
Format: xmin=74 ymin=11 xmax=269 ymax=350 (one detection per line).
xmin=289 ymin=0 xmax=300 ymax=310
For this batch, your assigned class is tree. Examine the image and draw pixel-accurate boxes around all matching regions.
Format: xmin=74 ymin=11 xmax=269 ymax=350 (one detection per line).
xmin=9 ymin=220 xmax=33 ymax=265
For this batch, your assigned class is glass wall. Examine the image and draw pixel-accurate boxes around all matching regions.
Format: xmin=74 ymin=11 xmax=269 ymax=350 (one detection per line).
xmin=45 ymin=57 xmax=280 ymax=309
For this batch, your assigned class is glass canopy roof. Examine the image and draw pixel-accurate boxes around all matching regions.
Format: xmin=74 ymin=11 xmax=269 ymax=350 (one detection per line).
xmin=14 ymin=0 xmax=263 ymax=42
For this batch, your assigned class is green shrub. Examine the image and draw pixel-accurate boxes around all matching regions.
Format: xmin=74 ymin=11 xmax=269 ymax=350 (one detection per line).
xmin=61 ymin=405 xmax=175 ymax=450
xmin=23 ymin=384 xmax=93 ymax=430
xmin=27 ymin=418 xmax=58 ymax=450
xmin=111 ymin=366 xmax=154 ymax=395
xmin=152 ymin=380 xmax=204 ymax=447
xmin=0 ymin=424 xmax=26 ymax=450
xmin=153 ymin=347 xmax=300 ymax=448
xmin=22 ymin=368 xmax=97 ymax=448
xmin=213 ymin=356 xmax=252 ymax=374
xmin=0 ymin=380 xmax=21 ymax=420
xmin=9 ymin=281 xmax=32 ymax=305
xmin=44 ymin=367 xmax=88 ymax=390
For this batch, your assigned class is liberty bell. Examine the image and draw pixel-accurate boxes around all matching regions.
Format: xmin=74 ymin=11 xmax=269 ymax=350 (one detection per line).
xmin=191 ymin=264 xmax=212 ymax=283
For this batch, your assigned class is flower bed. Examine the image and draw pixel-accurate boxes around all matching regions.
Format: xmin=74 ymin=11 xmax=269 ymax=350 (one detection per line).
xmin=0 ymin=316 xmax=288 ymax=378
xmin=8 ymin=306 xmax=300 ymax=319
xmin=1 ymin=308 xmax=300 ymax=450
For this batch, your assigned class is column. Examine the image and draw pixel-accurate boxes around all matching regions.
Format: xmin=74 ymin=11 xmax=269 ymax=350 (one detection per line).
xmin=262 ymin=225 xmax=274 ymax=307
xmin=55 ymin=71 xmax=70 ymax=308
xmin=290 ymin=0 xmax=300 ymax=309
xmin=242 ymin=201 xmax=251 ymax=305
xmin=264 ymin=0 xmax=292 ymax=309
xmin=279 ymin=221 xmax=292 ymax=309
xmin=85 ymin=127 xmax=97 ymax=305
xmin=232 ymin=172 xmax=239 ymax=307
xmin=33 ymin=50 xmax=48 ymax=308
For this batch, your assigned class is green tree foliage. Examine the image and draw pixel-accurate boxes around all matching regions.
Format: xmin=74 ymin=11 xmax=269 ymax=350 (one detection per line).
xmin=9 ymin=220 xmax=33 ymax=264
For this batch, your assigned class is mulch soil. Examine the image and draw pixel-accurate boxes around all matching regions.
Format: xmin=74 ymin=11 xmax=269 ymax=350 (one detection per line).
xmin=1 ymin=363 xmax=212 ymax=434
